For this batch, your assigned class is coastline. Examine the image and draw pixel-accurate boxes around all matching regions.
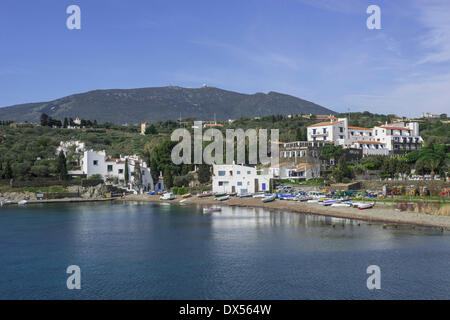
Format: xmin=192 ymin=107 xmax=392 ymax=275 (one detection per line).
xmin=123 ymin=194 xmax=450 ymax=231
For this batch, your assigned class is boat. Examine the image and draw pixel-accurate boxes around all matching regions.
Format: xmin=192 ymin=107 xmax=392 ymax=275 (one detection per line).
xmin=203 ymin=207 xmax=222 ymax=214
xmin=0 ymin=200 xmax=12 ymax=206
xmin=252 ymin=193 xmax=266 ymax=198
xmin=262 ymin=194 xmax=276 ymax=203
xmin=160 ymin=192 xmax=175 ymax=200
xmin=358 ymin=202 xmax=375 ymax=210
xmin=18 ymin=200 xmax=27 ymax=206
xmin=238 ymin=193 xmax=253 ymax=198
xmin=214 ymin=193 xmax=226 ymax=198
xmin=181 ymin=193 xmax=191 ymax=198
xmin=331 ymin=202 xmax=352 ymax=207
xmin=278 ymin=194 xmax=296 ymax=200
xmin=198 ymin=192 xmax=213 ymax=198
xmin=323 ymin=199 xmax=339 ymax=206
xmin=216 ymin=195 xmax=230 ymax=201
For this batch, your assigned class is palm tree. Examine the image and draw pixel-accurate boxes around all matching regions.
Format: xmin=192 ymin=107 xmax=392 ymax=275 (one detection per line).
xmin=425 ymin=158 xmax=440 ymax=180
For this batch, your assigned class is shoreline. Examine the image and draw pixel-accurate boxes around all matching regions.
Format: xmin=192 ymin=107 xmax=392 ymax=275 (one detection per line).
xmin=123 ymin=194 xmax=450 ymax=231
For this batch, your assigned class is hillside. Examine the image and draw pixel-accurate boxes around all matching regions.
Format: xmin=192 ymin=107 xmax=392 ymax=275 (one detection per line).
xmin=0 ymin=86 xmax=335 ymax=124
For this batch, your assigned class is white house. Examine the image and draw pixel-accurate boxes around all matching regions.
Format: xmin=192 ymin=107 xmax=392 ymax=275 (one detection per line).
xmin=273 ymin=162 xmax=321 ymax=180
xmin=212 ymin=164 xmax=273 ymax=194
xmin=307 ymin=118 xmax=423 ymax=156
xmin=80 ymin=150 xmax=154 ymax=193
xmin=56 ymin=141 xmax=86 ymax=156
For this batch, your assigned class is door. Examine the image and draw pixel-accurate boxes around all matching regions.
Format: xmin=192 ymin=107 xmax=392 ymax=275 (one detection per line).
xmin=254 ymin=179 xmax=259 ymax=192
xmin=232 ymin=186 xmax=236 ymax=193
xmin=262 ymin=183 xmax=266 ymax=191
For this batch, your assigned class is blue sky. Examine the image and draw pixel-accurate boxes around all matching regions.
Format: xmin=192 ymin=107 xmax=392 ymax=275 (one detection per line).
xmin=1 ymin=0 xmax=449 ymax=117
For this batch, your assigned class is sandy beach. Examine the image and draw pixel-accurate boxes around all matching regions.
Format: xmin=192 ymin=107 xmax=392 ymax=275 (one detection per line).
xmin=123 ymin=194 xmax=450 ymax=230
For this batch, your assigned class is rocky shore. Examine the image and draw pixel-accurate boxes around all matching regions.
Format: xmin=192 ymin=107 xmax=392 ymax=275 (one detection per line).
xmin=123 ymin=194 xmax=450 ymax=230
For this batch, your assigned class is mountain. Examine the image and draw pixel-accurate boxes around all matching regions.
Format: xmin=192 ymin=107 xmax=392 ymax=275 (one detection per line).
xmin=0 ymin=86 xmax=335 ymax=124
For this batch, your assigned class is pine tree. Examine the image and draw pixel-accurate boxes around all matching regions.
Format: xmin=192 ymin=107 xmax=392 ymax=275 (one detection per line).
xmin=4 ymin=162 xmax=12 ymax=179
xmin=124 ymin=158 xmax=129 ymax=184
xmin=63 ymin=117 xmax=68 ymax=128
xmin=56 ymin=150 xmax=68 ymax=180
xmin=133 ymin=162 xmax=143 ymax=191
xmin=40 ymin=113 xmax=49 ymax=126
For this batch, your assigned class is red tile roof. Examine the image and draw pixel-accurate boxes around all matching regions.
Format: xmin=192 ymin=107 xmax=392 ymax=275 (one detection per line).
xmin=348 ymin=126 xmax=371 ymax=130
xmin=308 ymin=121 xmax=343 ymax=127
xmin=379 ymin=126 xmax=410 ymax=130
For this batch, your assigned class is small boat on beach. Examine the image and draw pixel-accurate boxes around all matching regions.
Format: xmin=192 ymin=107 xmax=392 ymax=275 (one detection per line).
xmin=203 ymin=207 xmax=222 ymax=214
xmin=216 ymin=195 xmax=230 ymax=201
xmin=18 ymin=200 xmax=27 ymax=206
xmin=238 ymin=193 xmax=253 ymax=198
xmin=198 ymin=192 xmax=213 ymax=198
xmin=357 ymin=202 xmax=375 ymax=210
xmin=214 ymin=193 xmax=226 ymax=198
xmin=181 ymin=193 xmax=192 ymax=198
xmin=331 ymin=202 xmax=352 ymax=207
xmin=262 ymin=194 xmax=276 ymax=203
xmin=160 ymin=193 xmax=175 ymax=200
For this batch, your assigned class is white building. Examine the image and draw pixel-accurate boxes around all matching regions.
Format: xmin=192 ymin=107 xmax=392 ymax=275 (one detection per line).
xmin=274 ymin=162 xmax=321 ymax=180
xmin=80 ymin=150 xmax=154 ymax=193
xmin=307 ymin=118 xmax=423 ymax=156
xmin=212 ymin=164 xmax=273 ymax=194
xmin=56 ymin=141 xmax=86 ymax=156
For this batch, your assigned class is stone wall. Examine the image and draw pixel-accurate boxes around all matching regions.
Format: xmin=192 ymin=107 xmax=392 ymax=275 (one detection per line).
xmin=358 ymin=180 xmax=450 ymax=196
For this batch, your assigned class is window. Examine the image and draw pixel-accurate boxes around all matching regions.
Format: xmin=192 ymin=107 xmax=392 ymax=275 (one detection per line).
xmin=218 ymin=171 xmax=226 ymax=176
xmin=237 ymin=171 xmax=241 ymax=175
xmin=93 ymin=160 xmax=98 ymax=166
xmin=360 ymin=144 xmax=363 ymax=148
xmin=107 ymin=165 xmax=113 ymax=172
xmin=237 ymin=182 xmax=242 ymax=186
xmin=360 ymin=132 xmax=363 ymax=136
xmin=218 ymin=181 xmax=224 ymax=186
xmin=312 ymin=129 xmax=316 ymax=134
xmin=323 ymin=137 xmax=326 ymax=141
xmin=351 ymin=131 xmax=354 ymax=136
xmin=339 ymin=135 xmax=344 ymax=139
xmin=369 ymin=132 xmax=372 ymax=136
xmin=339 ymin=127 xmax=343 ymax=133
xmin=323 ymin=128 xmax=327 ymax=134
xmin=118 ymin=169 xmax=123 ymax=174
xmin=247 ymin=171 xmax=251 ymax=174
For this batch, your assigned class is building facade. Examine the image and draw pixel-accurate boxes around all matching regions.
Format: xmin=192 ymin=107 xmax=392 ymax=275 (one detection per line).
xmin=212 ymin=164 xmax=273 ymax=194
xmin=307 ymin=118 xmax=423 ymax=156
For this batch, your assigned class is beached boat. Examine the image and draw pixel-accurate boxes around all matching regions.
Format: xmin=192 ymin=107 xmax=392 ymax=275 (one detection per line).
xmin=0 ymin=200 xmax=12 ymax=206
xmin=323 ymin=199 xmax=339 ymax=206
xmin=252 ymin=193 xmax=266 ymax=198
xmin=160 ymin=193 xmax=175 ymax=200
xmin=238 ymin=193 xmax=253 ymax=198
xmin=214 ymin=193 xmax=226 ymax=198
xmin=331 ymin=202 xmax=352 ymax=207
xmin=203 ymin=207 xmax=222 ymax=214
xmin=18 ymin=200 xmax=27 ymax=206
xmin=181 ymin=193 xmax=192 ymax=198
xmin=262 ymin=194 xmax=276 ymax=203
xmin=216 ymin=195 xmax=230 ymax=201
xmin=198 ymin=192 xmax=213 ymax=198
xmin=358 ymin=202 xmax=375 ymax=210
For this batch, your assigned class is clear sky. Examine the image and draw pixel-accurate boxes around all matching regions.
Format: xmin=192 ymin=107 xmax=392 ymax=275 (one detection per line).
xmin=1 ymin=0 xmax=449 ymax=117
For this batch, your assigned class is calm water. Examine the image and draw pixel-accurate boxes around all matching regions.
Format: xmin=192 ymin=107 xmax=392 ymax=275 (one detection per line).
xmin=0 ymin=201 xmax=449 ymax=300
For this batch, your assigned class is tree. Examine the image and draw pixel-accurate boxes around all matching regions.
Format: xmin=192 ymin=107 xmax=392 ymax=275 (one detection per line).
xmin=425 ymin=158 xmax=440 ymax=179
xmin=56 ymin=150 xmax=68 ymax=180
xmin=40 ymin=113 xmax=49 ymax=126
xmin=124 ymin=158 xmax=129 ymax=184
xmin=63 ymin=117 xmax=68 ymax=128
xmin=332 ymin=157 xmax=353 ymax=182
xmin=197 ymin=164 xmax=211 ymax=184
xmin=164 ymin=167 xmax=173 ymax=188
xmin=133 ymin=162 xmax=143 ymax=192
xmin=3 ymin=162 xmax=12 ymax=179
xmin=145 ymin=124 xmax=158 ymax=135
